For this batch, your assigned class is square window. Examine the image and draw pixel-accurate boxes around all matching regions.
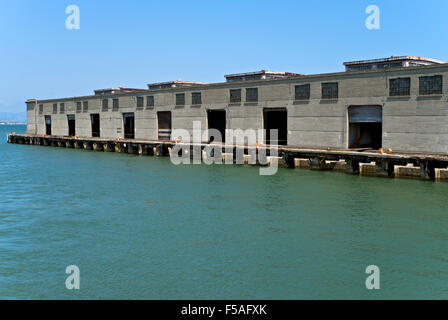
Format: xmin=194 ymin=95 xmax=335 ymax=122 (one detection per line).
xmin=419 ymin=75 xmax=443 ymax=95
xmin=83 ymin=101 xmax=88 ymax=112
xmin=230 ymin=89 xmax=241 ymax=103
xmin=146 ymin=96 xmax=154 ymax=107
xmin=102 ymin=99 xmax=109 ymax=111
xmin=113 ymin=98 xmax=119 ymax=110
xmin=192 ymin=92 xmax=202 ymax=105
xmin=390 ymin=78 xmax=410 ymax=96
xmin=322 ymin=83 xmax=338 ymax=99
xmin=137 ymin=96 xmax=144 ymax=108
xmin=176 ymin=93 xmax=185 ymax=106
xmin=246 ymin=88 xmax=258 ymax=103
xmin=295 ymin=84 xmax=310 ymax=100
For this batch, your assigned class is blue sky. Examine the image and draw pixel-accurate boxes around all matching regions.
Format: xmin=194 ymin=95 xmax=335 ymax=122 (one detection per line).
xmin=1 ymin=0 xmax=448 ymax=112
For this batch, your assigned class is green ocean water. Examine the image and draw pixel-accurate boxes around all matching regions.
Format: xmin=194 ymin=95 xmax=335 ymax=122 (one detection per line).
xmin=0 ymin=124 xmax=447 ymax=299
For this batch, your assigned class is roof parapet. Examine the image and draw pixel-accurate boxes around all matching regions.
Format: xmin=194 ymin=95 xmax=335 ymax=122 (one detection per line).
xmin=224 ymin=70 xmax=303 ymax=82
xmin=147 ymin=80 xmax=208 ymax=90
xmin=344 ymin=55 xmax=446 ymax=72
xmin=94 ymin=86 xmax=146 ymax=95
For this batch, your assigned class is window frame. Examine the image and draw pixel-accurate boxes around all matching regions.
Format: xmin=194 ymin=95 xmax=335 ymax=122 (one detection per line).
xmin=83 ymin=101 xmax=89 ymax=113
xmin=321 ymin=82 xmax=339 ymax=100
xmin=176 ymin=93 xmax=185 ymax=106
xmin=112 ymin=98 xmax=119 ymax=110
xmin=419 ymin=75 xmax=443 ymax=96
xmin=102 ymin=99 xmax=109 ymax=111
xmin=230 ymin=89 xmax=242 ymax=104
xmin=136 ymin=96 xmax=144 ymax=108
xmin=191 ymin=92 xmax=202 ymax=105
xmin=389 ymin=77 xmax=411 ymax=97
xmin=295 ymin=84 xmax=311 ymax=101
xmin=146 ymin=95 xmax=154 ymax=107
xmin=246 ymin=88 xmax=258 ymax=103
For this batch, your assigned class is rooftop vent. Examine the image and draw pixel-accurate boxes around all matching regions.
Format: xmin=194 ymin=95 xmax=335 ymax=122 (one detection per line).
xmin=343 ymin=56 xmax=446 ymax=72
xmin=147 ymin=80 xmax=208 ymax=90
xmin=94 ymin=86 xmax=146 ymax=95
xmin=224 ymin=70 xmax=303 ymax=82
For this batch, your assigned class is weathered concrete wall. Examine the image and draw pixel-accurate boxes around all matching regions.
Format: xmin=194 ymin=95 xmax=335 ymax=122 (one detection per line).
xmin=26 ymin=101 xmax=37 ymax=134
xmin=26 ymin=64 xmax=448 ymax=154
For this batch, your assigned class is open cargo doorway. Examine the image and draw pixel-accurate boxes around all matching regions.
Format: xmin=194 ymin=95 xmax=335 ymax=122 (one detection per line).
xmin=157 ymin=111 xmax=172 ymax=141
xmin=348 ymin=105 xmax=382 ymax=149
xmin=123 ymin=113 xmax=135 ymax=139
xmin=207 ymin=110 xmax=226 ymax=143
xmin=45 ymin=116 xmax=52 ymax=136
xmin=67 ymin=115 xmax=75 ymax=136
xmin=91 ymin=114 xmax=100 ymax=137
xmin=263 ymin=108 xmax=287 ymax=145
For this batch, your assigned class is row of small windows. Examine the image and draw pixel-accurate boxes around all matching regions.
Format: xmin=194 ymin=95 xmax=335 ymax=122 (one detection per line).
xmin=294 ymin=83 xmax=339 ymax=100
xmin=38 ymin=96 xmax=156 ymax=114
xmin=229 ymin=88 xmax=259 ymax=103
xmin=40 ymin=102 xmax=88 ymax=114
xmin=175 ymin=92 xmax=202 ymax=106
xmin=390 ymin=75 xmax=443 ymax=96
xmin=176 ymin=89 xmax=259 ymax=105
xmin=38 ymin=85 xmax=335 ymax=113
xmin=37 ymin=75 xmax=444 ymax=114
xmin=101 ymin=96 xmax=155 ymax=111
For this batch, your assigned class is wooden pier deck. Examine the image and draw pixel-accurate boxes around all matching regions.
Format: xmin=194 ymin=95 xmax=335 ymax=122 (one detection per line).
xmin=7 ymin=133 xmax=448 ymax=181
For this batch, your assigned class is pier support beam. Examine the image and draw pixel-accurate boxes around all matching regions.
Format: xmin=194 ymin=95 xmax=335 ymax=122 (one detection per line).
xmin=103 ymin=143 xmax=114 ymax=152
xmin=153 ymin=145 xmax=164 ymax=157
xmin=294 ymin=158 xmax=311 ymax=169
xmin=359 ymin=162 xmax=376 ymax=176
xmin=83 ymin=142 xmax=92 ymax=150
xmin=310 ymin=157 xmax=335 ymax=170
xmin=375 ymin=160 xmax=394 ymax=177
xmin=128 ymin=143 xmax=139 ymax=155
xmin=395 ymin=164 xmax=421 ymax=179
xmin=435 ymin=168 xmax=448 ymax=181
xmin=419 ymin=162 xmax=435 ymax=180
xmin=346 ymin=159 xmax=360 ymax=175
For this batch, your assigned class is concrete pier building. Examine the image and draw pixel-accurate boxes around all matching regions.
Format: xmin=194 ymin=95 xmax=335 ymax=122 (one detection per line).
xmin=24 ymin=56 xmax=448 ymax=154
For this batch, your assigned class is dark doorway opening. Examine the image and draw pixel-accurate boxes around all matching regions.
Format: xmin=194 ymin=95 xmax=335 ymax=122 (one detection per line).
xmin=348 ymin=106 xmax=382 ymax=149
xmin=349 ymin=123 xmax=382 ymax=149
xmin=45 ymin=116 xmax=52 ymax=136
xmin=67 ymin=115 xmax=75 ymax=136
xmin=157 ymin=111 xmax=172 ymax=141
xmin=91 ymin=114 xmax=100 ymax=137
xmin=207 ymin=110 xmax=226 ymax=143
xmin=264 ymin=108 xmax=287 ymax=145
xmin=123 ymin=113 xmax=135 ymax=139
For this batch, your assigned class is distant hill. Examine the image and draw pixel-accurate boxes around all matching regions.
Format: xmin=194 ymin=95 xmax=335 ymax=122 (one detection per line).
xmin=0 ymin=112 xmax=26 ymax=123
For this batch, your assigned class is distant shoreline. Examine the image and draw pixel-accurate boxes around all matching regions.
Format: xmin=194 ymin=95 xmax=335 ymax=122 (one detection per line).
xmin=0 ymin=122 xmax=26 ymax=125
